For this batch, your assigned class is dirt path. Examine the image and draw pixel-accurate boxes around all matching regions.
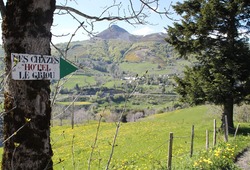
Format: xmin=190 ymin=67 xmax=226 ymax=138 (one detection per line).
xmin=235 ymin=147 xmax=250 ymax=170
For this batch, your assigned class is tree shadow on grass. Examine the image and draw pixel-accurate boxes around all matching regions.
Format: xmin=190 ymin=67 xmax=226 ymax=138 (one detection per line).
xmin=237 ymin=126 xmax=250 ymax=136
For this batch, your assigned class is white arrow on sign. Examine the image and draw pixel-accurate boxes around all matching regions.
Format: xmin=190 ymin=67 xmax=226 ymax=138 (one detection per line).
xmin=11 ymin=53 xmax=77 ymax=80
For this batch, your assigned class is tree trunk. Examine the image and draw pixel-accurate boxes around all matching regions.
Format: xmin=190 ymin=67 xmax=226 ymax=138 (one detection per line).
xmin=221 ymin=97 xmax=234 ymax=133
xmin=2 ymin=0 xmax=55 ymax=169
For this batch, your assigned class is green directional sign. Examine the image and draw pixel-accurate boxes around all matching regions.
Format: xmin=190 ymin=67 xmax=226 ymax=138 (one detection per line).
xmin=60 ymin=57 xmax=78 ymax=79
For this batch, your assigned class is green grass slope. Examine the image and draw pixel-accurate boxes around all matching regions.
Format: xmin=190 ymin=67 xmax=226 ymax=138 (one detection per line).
xmin=0 ymin=105 xmax=248 ymax=169
xmin=51 ymin=105 xmax=250 ymax=169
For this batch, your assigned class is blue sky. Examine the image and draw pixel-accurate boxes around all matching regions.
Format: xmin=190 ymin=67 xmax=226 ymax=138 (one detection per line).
xmin=52 ymin=0 xmax=181 ymax=44
xmin=0 ymin=0 xmax=182 ymax=44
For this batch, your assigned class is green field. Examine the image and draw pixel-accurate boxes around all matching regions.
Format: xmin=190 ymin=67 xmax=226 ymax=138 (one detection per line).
xmin=120 ymin=62 xmax=159 ymax=74
xmin=59 ymin=74 xmax=97 ymax=89
xmin=0 ymin=105 xmax=249 ymax=169
xmin=50 ymin=105 xmax=250 ymax=169
xmin=56 ymin=101 xmax=92 ymax=106
xmin=119 ymin=60 xmax=192 ymax=76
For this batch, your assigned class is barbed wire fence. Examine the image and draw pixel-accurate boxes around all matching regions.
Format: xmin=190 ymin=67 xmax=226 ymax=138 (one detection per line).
xmin=166 ymin=115 xmax=239 ymax=170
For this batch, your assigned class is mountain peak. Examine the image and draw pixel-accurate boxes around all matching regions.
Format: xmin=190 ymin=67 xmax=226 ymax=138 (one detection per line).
xmin=95 ymin=25 xmax=136 ymax=41
xmin=109 ymin=25 xmax=128 ymax=33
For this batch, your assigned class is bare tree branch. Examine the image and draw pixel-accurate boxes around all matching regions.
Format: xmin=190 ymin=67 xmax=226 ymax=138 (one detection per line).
xmin=52 ymin=32 xmax=70 ymax=37
xmin=56 ymin=5 xmax=145 ymax=22
xmin=128 ymin=0 xmax=145 ymax=24
xmin=139 ymin=0 xmax=174 ymax=19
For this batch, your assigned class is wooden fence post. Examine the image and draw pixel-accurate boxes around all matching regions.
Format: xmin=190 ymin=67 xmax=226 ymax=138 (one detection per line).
xmin=60 ymin=117 xmax=63 ymax=126
xmin=213 ymin=119 xmax=216 ymax=147
xmin=190 ymin=125 xmax=194 ymax=157
xmin=71 ymin=96 xmax=75 ymax=129
xmin=168 ymin=132 xmax=173 ymax=170
xmin=234 ymin=124 xmax=240 ymax=139
xmin=224 ymin=115 xmax=228 ymax=142
xmin=206 ymin=130 xmax=209 ymax=150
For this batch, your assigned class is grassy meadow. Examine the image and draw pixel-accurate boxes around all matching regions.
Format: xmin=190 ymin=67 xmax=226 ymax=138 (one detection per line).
xmin=56 ymin=101 xmax=92 ymax=106
xmin=59 ymin=74 xmax=97 ymax=89
xmin=50 ymin=105 xmax=250 ymax=169
xmin=0 ymin=105 xmax=249 ymax=169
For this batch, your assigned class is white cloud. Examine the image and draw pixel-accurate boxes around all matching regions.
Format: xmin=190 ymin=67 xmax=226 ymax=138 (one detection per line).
xmin=132 ymin=27 xmax=155 ymax=36
xmin=161 ymin=28 xmax=167 ymax=33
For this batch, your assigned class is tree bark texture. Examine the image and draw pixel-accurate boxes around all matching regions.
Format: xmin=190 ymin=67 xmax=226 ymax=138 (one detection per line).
xmin=222 ymin=97 xmax=234 ymax=132
xmin=1 ymin=0 xmax=55 ymax=169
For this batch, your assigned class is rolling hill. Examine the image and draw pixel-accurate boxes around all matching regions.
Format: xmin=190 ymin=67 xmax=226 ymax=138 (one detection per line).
xmin=52 ymin=25 xmax=177 ymax=65
xmin=50 ymin=25 xmax=192 ymax=88
xmin=50 ymin=105 xmax=250 ymax=169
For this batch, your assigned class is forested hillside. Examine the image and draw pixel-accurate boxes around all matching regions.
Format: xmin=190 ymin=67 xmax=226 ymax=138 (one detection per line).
xmin=52 ymin=25 xmax=178 ymax=67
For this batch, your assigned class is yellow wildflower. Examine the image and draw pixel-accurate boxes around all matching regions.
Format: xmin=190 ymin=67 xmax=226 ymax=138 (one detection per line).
xmin=193 ymin=161 xmax=199 ymax=167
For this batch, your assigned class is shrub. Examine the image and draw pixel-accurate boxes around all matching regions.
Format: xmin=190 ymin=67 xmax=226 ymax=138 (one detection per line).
xmin=192 ymin=142 xmax=238 ymax=170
